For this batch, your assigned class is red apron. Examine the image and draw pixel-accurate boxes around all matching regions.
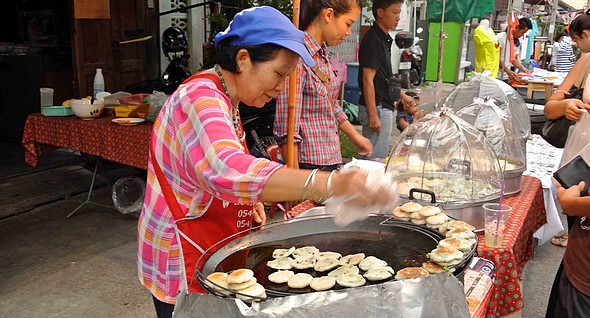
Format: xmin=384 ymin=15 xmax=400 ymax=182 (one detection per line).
xmin=152 ymin=71 xmax=253 ymax=294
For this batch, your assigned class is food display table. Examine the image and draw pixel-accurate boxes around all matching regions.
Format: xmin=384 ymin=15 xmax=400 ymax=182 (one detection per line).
xmin=525 ymin=81 xmax=554 ymax=99
xmin=288 ymin=175 xmax=546 ymax=317
xmin=509 ymin=68 xmax=565 ymax=100
xmin=22 ymin=113 xmax=153 ymax=217
xmin=22 ymin=113 xmax=152 ymax=170
xmin=476 ymin=176 xmax=545 ymax=317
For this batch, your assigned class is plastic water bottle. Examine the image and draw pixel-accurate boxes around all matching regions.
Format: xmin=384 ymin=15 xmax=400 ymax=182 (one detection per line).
xmin=93 ymin=68 xmax=105 ymax=100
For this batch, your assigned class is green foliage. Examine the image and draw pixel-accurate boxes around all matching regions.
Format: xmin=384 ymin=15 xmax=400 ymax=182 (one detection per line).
xmin=208 ymin=13 xmax=229 ymax=40
xmin=361 ymin=0 xmax=374 ymax=24
xmin=247 ymin=0 xmax=293 ymax=18
xmin=339 ymin=130 xmax=359 ymax=159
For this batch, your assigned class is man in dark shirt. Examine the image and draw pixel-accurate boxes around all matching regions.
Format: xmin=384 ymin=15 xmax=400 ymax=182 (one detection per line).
xmin=358 ymin=0 xmax=415 ymax=159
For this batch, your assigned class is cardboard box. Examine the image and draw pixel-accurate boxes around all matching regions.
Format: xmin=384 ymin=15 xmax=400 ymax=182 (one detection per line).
xmin=464 ymin=257 xmax=495 ymax=317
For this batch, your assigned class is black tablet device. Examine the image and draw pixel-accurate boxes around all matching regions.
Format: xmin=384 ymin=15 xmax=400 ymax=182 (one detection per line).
xmin=553 ymin=155 xmax=590 ymax=196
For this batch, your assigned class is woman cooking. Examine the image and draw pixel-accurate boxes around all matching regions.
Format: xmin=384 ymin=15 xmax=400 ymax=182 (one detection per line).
xmin=137 ymin=6 xmax=398 ymax=318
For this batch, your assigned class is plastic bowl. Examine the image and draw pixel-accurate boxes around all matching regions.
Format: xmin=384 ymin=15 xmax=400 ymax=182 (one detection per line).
xmin=71 ymin=100 xmax=104 ymax=120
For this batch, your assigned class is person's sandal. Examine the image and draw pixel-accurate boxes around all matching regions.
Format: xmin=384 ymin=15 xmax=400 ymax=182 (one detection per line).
xmin=551 ymin=234 xmax=568 ymax=247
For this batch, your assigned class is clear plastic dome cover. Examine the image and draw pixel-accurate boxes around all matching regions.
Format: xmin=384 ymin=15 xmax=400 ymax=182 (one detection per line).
xmin=443 ymin=72 xmax=531 ymax=138
xmin=386 ymin=110 xmax=502 ymax=207
xmin=455 ymin=98 xmax=526 ymax=172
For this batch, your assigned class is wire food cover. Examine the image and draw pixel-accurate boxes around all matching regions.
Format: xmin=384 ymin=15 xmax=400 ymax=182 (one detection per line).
xmin=386 ymin=110 xmax=502 ymax=207
xmin=443 ymin=72 xmax=531 ymax=139
xmin=455 ymin=98 xmax=526 ymax=195
xmin=456 ymin=98 xmax=526 ymax=169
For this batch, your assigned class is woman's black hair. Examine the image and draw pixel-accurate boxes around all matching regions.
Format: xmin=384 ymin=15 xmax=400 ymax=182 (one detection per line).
xmin=554 ymin=31 xmax=567 ymax=42
xmin=215 ymin=42 xmax=283 ymax=73
xmin=569 ymin=13 xmax=590 ymax=38
xmin=299 ymin=0 xmax=361 ymax=31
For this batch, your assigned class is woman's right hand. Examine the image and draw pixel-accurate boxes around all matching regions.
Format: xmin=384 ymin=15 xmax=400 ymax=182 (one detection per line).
xmin=330 ymin=169 xmax=398 ymax=210
xmin=323 ymin=169 xmax=398 ymax=225
xmin=563 ymin=99 xmax=588 ymax=121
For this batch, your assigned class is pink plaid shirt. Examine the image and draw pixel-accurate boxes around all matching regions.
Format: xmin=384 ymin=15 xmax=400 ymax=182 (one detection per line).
xmin=137 ymin=76 xmax=282 ymax=303
xmin=274 ymin=33 xmax=348 ymax=166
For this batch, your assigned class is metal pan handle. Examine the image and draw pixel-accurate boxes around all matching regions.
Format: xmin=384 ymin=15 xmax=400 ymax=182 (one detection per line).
xmin=409 ymin=188 xmax=437 ymax=203
xmin=445 ymin=159 xmax=472 ymax=174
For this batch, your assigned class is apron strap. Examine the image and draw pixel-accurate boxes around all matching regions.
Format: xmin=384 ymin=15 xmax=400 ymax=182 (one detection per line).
xmin=185 ymin=70 xmax=249 ymax=152
xmin=152 ymin=70 xmax=251 ymax=221
xmin=151 ymin=145 xmax=185 ymax=221
xmin=183 ymin=71 xmax=224 ymax=91
xmin=150 ymin=71 xmax=226 ymax=221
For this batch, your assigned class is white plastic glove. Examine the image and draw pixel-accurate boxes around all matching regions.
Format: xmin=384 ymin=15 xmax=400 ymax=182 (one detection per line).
xmin=325 ymin=168 xmax=399 ymax=226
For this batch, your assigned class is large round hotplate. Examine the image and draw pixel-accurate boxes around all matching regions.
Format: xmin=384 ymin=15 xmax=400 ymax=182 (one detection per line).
xmin=196 ymin=214 xmax=476 ymax=298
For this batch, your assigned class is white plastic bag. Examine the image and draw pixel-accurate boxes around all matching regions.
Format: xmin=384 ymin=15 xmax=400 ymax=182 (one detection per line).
xmin=324 ymin=168 xmax=399 ymax=227
xmin=561 ymin=111 xmax=590 ymax=166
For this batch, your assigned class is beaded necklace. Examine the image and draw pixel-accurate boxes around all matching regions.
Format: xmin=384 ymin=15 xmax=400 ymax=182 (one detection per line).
xmin=214 ymin=64 xmax=244 ymax=142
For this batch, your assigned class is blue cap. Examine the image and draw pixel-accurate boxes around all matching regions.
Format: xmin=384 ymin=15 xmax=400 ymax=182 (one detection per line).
xmin=214 ymin=6 xmax=315 ymax=67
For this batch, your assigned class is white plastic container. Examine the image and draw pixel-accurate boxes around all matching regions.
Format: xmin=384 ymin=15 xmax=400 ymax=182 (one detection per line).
xmin=93 ymin=68 xmax=105 ymax=100
xmin=39 ymin=87 xmax=54 ymax=111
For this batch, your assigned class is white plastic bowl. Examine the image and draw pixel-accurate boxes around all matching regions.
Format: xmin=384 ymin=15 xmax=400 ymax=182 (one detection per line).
xmin=71 ymin=100 xmax=104 ymax=120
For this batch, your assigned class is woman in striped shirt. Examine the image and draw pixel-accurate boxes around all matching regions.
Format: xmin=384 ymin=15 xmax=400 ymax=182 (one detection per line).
xmin=137 ymin=7 xmax=398 ymax=318
xmin=554 ymin=32 xmax=577 ymax=73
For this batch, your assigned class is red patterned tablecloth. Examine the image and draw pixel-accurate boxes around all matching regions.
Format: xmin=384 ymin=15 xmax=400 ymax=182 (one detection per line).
xmin=287 ymin=176 xmax=546 ymax=318
xmin=22 ymin=113 xmax=153 ymax=170
xmin=477 ymin=176 xmax=546 ymax=317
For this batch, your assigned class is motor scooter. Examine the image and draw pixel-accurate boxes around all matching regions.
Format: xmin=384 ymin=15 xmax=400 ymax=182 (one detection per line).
xmin=160 ymin=27 xmax=192 ymax=94
xmin=410 ymin=36 xmax=423 ymax=84
xmin=239 ymin=101 xmax=282 ymax=162
xmin=395 ymin=32 xmax=422 ymax=89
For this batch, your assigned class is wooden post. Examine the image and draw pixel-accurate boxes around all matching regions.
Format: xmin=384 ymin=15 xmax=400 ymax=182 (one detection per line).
xmin=285 ymin=0 xmax=301 ymax=212
xmin=286 ymin=0 xmax=301 ymax=169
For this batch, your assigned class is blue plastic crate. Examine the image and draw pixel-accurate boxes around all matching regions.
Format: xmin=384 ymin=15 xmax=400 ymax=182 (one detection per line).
xmin=346 ymin=63 xmax=359 ymax=89
xmin=344 ymin=86 xmax=361 ymax=104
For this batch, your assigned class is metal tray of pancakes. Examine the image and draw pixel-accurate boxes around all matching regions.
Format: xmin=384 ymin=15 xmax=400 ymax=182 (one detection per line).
xmin=196 ymin=214 xmax=476 ymax=298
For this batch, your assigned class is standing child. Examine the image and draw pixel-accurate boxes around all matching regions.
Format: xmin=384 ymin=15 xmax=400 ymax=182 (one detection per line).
xmin=396 ymin=91 xmax=424 ymax=131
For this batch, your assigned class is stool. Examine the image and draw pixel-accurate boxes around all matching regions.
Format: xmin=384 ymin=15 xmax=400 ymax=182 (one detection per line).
xmin=527 ymin=81 xmax=554 ymax=100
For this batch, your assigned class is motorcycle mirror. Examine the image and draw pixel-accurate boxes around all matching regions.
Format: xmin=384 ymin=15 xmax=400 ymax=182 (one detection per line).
xmin=416 ymin=27 xmax=424 ymax=34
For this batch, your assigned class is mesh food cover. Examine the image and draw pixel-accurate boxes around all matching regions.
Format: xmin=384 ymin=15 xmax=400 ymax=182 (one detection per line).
xmin=456 ymin=98 xmax=526 ymax=170
xmin=443 ymin=72 xmax=531 ymax=139
xmin=454 ymin=98 xmax=526 ymax=195
xmin=386 ymin=110 xmax=502 ymax=208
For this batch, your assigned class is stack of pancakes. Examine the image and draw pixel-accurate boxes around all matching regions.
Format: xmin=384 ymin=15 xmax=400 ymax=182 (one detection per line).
xmin=427 ymin=221 xmax=477 ymax=267
xmin=392 ymin=202 xmax=449 ymax=232
xmin=206 ymin=269 xmax=267 ymax=301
